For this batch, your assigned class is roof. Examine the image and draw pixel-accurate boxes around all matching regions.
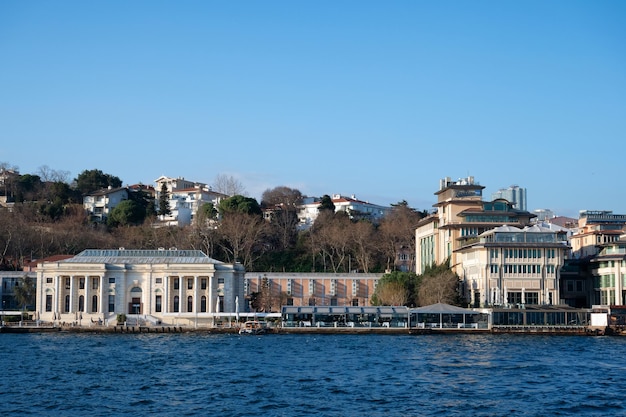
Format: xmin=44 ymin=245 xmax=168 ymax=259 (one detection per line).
xmin=410 ymin=303 xmax=480 ymax=315
xmin=59 ymin=249 xmax=224 ymax=265
xmin=281 ymin=306 xmax=409 ymax=315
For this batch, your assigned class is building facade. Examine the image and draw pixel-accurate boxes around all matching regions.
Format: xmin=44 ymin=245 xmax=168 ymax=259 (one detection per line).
xmin=244 ymin=272 xmax=384 ymax=312
xmin=36 ymin=249 xmax=245 ymax=326
xmin=570 ymin=210 xmax=626 ymax=259
xmin=83 ymin=187 xmax=129 ymax=223
xmin=455 ymin=225 xmax=569 ymax=308
xmin=297 ymin=194 xmax=391 ymax=230
xmin=415 ymin=176 xmax=535 ymax=275
xmin=589 ymin=235 xmax=626 ymax=306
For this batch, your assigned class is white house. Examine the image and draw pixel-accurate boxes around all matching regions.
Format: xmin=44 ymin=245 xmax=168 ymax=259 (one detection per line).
xmin=83 ymin=187 xmax=129 ymax=223
xmin=297 ymin=194 xmax=391 ymax=229
xmin=36 ymin=249 xmax=245 ymax=327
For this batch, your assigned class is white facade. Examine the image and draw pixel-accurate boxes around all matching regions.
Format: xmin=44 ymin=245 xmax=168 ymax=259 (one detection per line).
xmin=457 ymin=225 xmax=569 ymax=308
xmin=297 ymin=194 xmax=391 ymax=229
xmin=83 ymin=187 xmax=129 ymax=223
xmin=154 ymin=176 xmax=227 ymax=226
xmin=36 ymin=249 xmax=245 ymax=327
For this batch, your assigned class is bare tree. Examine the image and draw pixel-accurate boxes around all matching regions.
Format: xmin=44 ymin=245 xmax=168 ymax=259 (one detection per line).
xmin=374 ymin=281 xmax=409 ymax=306
xmin=37 ymin=165 xmax=70 ymax=183
xmin=217 ymin=212 xmax=266 ymax=269
xmin=418 ymin=268 xmax=460 ymax=306
xmin=379 ymin=203 xmax=424 ymax=272
xmin=349 ymin=220 xmax=378 ymax=272
xmin=213 ymin=174 xmax=246 ymax=197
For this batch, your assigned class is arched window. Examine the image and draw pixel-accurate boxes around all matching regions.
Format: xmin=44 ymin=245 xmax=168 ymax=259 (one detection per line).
xmin=92 ymin=295 xmax=98 ymax=313
xmin=64 ymin=295 xmax=70 ymax=312
xmin=78 ymin=295 xmax=84 ymax=312
xmin=187 ymin=296 xmax=193 ymax=312
xmin=173 ymin=296 xmax=179 ymax=312
xmin=201 ymin=296 xmax=207 ymax=312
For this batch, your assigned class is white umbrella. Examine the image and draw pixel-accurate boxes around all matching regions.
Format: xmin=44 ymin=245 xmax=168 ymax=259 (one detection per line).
xmin=504 ymin=286 xmax=509 ymax=306
xmin=235 ymin=296 xmax=240 ymax=321
xmin=521 ymin=288 xmax=526 ymax=305
xmin=215 ymin=296 xmax=220 ymax=314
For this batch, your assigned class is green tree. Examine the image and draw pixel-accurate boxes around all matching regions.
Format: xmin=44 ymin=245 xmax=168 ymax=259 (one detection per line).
xmin=318 ymin=194 xmax=335 ymax=212
xmin=158 ymin=182 xmax=171 ymax=217
xmin=107 ymin=200 xmax=144 ymax=227
xmin=371 ymin=271 xmax=421 ymax=307
xmin=75 ymin=169 xmax=122 ymax=195
xmin=13 ymin=275 xmax=36 ymax=313
xmin=219 ymin=195 xmax=262 ymax=216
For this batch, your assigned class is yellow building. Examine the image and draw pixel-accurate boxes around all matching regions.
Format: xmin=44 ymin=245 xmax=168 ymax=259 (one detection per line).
xmin=456 ymin=225 xmax=569 ymax=307
xmin=415 ymin=176 xmax=535 ymax=275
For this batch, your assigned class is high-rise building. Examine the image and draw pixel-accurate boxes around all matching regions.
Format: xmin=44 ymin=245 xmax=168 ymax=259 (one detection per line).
xmin=491 ymin=185 xmax=527 ymax=211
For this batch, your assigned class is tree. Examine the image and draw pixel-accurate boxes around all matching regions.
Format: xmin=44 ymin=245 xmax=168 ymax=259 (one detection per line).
xmin=372 ymin=271 xmax=420 ymax=306
xmin=318 ymin=194 xmax=335 ymax=212
xmin=217 ymin=212 xmax=267 ymax=269
xmin=213 ymin=174 xmax=246 ymax=196
xmin=107 ymin=200 xmax=144 ymax=227
xmin=74 ymin=169 xmax=122 ymax=195
xmin=218 ymin=195 xmax=262 ymax=216
xmin=260 ymin=186 xmax=303 ymax=209
xmin=379 ymin=202 xmax=425 ymax=272
xmin=158 ymin=182 xmax=171 ymax=217
xmin=13 ymin=275 xmax=36 ymax=313
xmin=417 ymin=263 xmax=460 ymax=306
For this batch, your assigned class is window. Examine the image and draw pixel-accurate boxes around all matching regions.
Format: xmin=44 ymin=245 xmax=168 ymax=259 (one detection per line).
xmin=330 ymin=298 xmax=337 ymax=306
xmin=188 ymin=279 xmax=193 ymax=290
xmin=109 ymin=278 xmax=116 ymax=284
xmin=173 ymin=278 xmax=179 ymax=290
xmin=218 ymin=277 xmax=225 ymax=285
xmin=308 ymin=297 xmax=316 ymax=306
xmin=352 ymin=298 xmax=359 ymax=307
xmin=173 ymin=296 xmax=179 ymax=312
xmin=155 ymin=295 xmax=162 ymax=313
xmin=201 ymin=278 xmax=207 ymax=290
xmin=46 ymin=277 xmax=53 ymax=284
xmin=79 ymin=278 xmax=85 ymax=289
xmin=92 ymin=278 xmax=99 ymax=290
xmin=108 ymin=295 xmax=115 ymax=312
xmin=45 ymin=294 xmax=52 ymax=312
xmin=78 ymin=295 xmax=84 ymax=312
xmin=201 ymin=296 xmax=207 ymax=312
xmin=187 ymin=296 xmax=193 ymax=312
xmin=287 ymin=297 xmax=294 ymax=306
xmin=156 ymin=278 xmax=162 ymax=284
xmin=65 ymin=295 xmax=70 ymax=312
xmin=92 ymin=295 xmax=98 ymax=313
xmin=65 ymin=277 xmax=71 ymax=289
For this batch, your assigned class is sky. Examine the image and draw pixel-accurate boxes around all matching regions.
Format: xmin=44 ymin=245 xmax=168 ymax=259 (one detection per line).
xmin=1 ymin=1 xmax=625 ymax=218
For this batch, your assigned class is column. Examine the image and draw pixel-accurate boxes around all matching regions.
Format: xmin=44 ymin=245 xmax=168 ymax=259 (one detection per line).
xmin=69 ymin=276 xmax=74 ymax=313
xmin=163 ymin=276 xmax=169 ymax=313
xmin=208 ymin=275 xmax=214 ymax=313
xmin=84 ymin=276 xmax=89 ymax=313
xmin=194 ymin=276 xmax=199 ymax=313
xmin=100 ymin=276 xmax=106 ymax=315
xmin=55 ymin=276 xmax=60 ymax=315
xmin=178 ymin=277 xmax=183 ymax=313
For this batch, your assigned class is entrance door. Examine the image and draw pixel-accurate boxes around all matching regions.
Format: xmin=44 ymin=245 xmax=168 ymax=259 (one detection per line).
xmin=130 ymin=297 xmax=141 ymax=314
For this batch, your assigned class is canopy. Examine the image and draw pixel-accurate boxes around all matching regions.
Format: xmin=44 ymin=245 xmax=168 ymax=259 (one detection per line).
xmin=410 ymin=303 xmax=480 ymax=315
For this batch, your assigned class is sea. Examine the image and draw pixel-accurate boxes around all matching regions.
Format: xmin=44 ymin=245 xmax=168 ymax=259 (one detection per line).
xmin=1 ymin=332 xmax=625 ymax=417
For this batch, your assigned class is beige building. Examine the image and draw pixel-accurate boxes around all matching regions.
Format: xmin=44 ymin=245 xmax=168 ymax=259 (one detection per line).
xmin=456 ymin=225 xmax=569 ymax=307
xmin=244 ymin=272 xmax=384 ymax=311
xmin=36 ymin=249 xmax=244 ymax=327
xmin=415 ymin=176 xmax=535 ymax=275
xmin=590 ymin=235 xmax=626 ymax=305
xmin=570 ymin=210 xmax=626 ymax=259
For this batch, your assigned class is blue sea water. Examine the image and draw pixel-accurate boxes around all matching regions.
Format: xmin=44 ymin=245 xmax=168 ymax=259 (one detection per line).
xmin=0 ymin=332 xmax=625 ymax=416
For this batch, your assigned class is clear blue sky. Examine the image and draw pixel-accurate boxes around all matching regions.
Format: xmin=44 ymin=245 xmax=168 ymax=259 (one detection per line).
xmin=1 ymin=1 xmax=624 ymax=218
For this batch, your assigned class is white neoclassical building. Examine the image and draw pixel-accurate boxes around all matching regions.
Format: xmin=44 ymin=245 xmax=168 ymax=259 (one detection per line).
xmin=35 ymin=249 xmax=245 ymax=327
